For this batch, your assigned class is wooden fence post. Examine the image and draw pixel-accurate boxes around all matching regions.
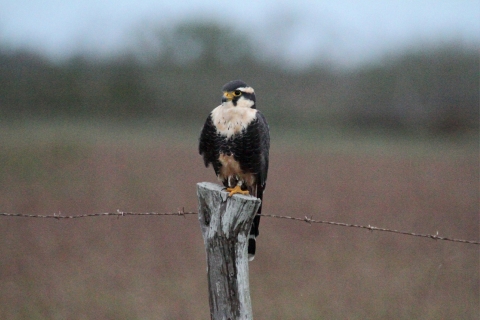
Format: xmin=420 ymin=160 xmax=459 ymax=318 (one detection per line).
xmin=197 ymin=182 xmax=261 ymax=320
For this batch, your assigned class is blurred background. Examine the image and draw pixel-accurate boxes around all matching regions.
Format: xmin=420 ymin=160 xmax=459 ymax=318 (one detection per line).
xmin=0 ymin=1 xmax=478 ymax=319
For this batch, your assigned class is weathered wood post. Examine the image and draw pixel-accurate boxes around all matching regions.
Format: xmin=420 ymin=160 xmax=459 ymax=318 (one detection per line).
xmin=197 ymin=182 xmax=261 ymax=320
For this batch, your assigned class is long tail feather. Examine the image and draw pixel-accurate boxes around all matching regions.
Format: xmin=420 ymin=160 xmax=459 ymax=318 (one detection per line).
xmin=248 ymin=185 xmax=264 ymax=261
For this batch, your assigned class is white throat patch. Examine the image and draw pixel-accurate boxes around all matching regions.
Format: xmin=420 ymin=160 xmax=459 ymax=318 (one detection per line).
xmin=211 ymin=97 xmax=257 ymax=138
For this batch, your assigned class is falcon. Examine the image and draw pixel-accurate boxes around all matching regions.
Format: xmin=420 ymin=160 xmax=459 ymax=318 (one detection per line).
xmin=199 ymin=80 xmax=270 ymax=261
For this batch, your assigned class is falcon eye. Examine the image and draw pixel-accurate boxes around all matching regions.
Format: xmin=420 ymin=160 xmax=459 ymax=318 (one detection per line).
xmin=233 ymin=90 xmax=242 ymax=96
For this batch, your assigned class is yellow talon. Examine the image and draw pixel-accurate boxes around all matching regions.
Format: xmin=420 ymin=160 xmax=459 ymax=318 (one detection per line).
xmin=226 ymin=185 xmax=250 ymax=197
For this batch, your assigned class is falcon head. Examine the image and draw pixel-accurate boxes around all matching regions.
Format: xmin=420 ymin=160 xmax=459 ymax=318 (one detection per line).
xmin=221 ymin=80 xmax=256 ymax=109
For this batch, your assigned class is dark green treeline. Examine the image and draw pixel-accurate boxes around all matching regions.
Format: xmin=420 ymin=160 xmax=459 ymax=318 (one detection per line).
xmin=0 ymin=22 xmax=478 ymax=135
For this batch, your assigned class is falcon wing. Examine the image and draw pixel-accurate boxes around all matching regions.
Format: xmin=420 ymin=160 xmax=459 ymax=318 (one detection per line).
xmin=199 ymin=113 xmax=221 ymax=176
xmin=242 ymin=111 xmax=269 ymax=260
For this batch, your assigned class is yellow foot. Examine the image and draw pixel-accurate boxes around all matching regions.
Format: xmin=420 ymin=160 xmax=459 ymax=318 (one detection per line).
xmin=226 ymin=185 xmax=250 ymax=197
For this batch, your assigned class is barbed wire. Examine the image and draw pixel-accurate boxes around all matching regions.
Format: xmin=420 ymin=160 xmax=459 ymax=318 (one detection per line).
xmin=0 ymin=210 xmax=478 ymax=245
xmin=258 ymin=214 xmax=480 ymax=245
xmin=0 ymin=210 xmax=197 ymax=219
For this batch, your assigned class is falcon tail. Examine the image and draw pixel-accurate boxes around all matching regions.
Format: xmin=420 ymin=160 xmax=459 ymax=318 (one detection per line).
xmin=248 ymin=185 xmax=264 ymax=261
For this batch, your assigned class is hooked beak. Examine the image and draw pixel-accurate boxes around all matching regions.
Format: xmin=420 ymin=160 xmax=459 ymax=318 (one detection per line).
xmin=222 ymin=91 xmax=234 ymax=103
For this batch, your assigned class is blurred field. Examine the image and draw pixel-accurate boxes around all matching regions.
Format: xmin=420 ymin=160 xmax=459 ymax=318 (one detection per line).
xmin=0 ymin=121 xmax=478 ymax=319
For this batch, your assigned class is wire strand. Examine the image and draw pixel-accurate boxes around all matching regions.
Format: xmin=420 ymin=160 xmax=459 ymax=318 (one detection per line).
xmin=1 ymin=211 xmax=478 ymax=245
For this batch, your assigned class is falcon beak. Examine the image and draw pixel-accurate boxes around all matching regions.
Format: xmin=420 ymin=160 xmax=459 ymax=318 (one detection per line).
xmin=222 ymin=91 xmax=234 ymax=102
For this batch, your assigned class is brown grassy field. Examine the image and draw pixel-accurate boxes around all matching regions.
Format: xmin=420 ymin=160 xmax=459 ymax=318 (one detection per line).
xmin=0 ymin=121 xmax=478 ymax=319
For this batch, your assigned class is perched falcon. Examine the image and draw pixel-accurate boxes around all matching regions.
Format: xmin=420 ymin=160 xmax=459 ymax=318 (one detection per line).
xmin=199 ymin=80 xmax=270 ymax=261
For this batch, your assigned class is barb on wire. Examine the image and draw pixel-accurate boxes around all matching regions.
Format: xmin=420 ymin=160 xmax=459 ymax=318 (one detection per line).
xmin=0 ymin=211 xmax=478 ymax=245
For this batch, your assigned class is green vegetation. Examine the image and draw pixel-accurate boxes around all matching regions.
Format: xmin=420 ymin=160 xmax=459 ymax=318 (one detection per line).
xmin=0 ymin=21 xmax=478 ymax=137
